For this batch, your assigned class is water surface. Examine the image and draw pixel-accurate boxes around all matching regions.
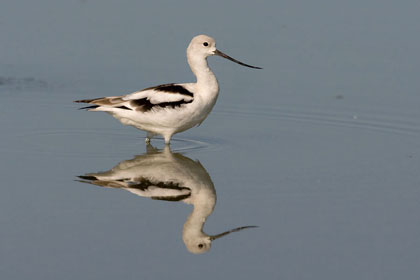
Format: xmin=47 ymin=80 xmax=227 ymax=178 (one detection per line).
xmin=1 ymin=1 xmax=420 ymax=279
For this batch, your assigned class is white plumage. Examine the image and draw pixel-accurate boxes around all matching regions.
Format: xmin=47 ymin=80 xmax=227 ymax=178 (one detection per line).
xmin=75 ymin=34 xmax=261 ymax=144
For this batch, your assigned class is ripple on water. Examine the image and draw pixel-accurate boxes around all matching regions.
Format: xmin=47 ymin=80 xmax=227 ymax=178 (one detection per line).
xmin=0 ymin=76 xmax=48 ymax=91
xmin=6 ymin=104 xmax=419 ymax=158
xmin=169 ymin=136 xmax=226 ymax=153
xmin=9 ymin=128 xmax=224 ymax=158
xmin=216 ymin=104 xmax=420 ymax=138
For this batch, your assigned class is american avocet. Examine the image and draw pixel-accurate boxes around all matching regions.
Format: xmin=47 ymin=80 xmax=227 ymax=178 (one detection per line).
xmin=75 ymin=34 xmax=261 ymax=144
xmin=77 ymin=145 xmax=257 ymax=254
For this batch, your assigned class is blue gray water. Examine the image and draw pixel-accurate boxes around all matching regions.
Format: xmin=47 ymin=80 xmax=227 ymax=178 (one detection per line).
xmin=1 ymin=0 xmax=420 ymax=279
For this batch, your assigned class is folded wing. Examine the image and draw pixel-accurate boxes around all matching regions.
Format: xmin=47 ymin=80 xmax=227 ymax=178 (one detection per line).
xmin=75 ymin=83 xmax=194 ymax=112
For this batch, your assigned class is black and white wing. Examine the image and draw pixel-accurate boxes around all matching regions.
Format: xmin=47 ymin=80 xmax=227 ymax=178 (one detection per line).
xmin=77 ymin=175 xmax=191 ymax=202
xmin=75 ymin=83 xmax=194 ymax=112
xmin=123 ymin=83 xmax=194 ymax=111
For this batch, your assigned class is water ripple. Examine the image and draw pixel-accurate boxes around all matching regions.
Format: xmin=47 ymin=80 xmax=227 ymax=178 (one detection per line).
xmin=216 ymin=104 xmax=420 ymax=137
xmin=10 ymin=128 xmax=223 ymax=157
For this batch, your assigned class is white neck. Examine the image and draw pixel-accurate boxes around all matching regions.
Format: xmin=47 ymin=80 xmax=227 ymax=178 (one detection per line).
xmin=182 ymin=189 xmax=216 ymax=242
xmin=187 ymin=54 xmax=219 ymax=92
xmin=183 ymin=195 xmax=215 ymax=235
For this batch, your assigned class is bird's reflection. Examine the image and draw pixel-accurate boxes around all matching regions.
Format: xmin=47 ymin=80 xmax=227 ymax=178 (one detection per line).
xmin=77 ymin=144 xmax=256 ymax=254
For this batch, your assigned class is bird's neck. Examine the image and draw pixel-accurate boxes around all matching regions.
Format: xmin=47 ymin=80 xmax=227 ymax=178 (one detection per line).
xmin=182 ymin=193 xmax=216 ymax=237
xmin=188 ymin=56 xmax=219 ymax=91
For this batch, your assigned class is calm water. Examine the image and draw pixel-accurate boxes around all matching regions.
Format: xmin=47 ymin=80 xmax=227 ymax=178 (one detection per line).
xmin=1 ymin=1 xmax=420 ymax=279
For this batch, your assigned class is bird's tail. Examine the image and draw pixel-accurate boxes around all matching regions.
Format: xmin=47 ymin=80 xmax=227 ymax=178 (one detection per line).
xmin=74 ymin=96 xmax=124 ymax=110
xmin=76 ymin=175 xmax=126 ymax=188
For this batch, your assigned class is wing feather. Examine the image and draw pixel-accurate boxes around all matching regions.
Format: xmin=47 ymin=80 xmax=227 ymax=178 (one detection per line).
xmin=123 ymin=83 xmax=194 ymax=104
xmin=75 ymin=83 xmax=194 ymax=112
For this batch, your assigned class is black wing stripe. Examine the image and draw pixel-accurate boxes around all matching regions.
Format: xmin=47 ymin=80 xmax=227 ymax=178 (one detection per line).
xmin=142 ymin=83 xmax=194 ymax=97
xmin=130 ymin=98 xmax=193 ymax=112
xmin=151 ymin=193 xmax=191 ymax=202
xmin=116 ymin=106 xmax=132 ymax=110
xmin=78 ymin=105 xmax=99 ymax=110
xmin=129 ymin=178 xmax=190 ymax=191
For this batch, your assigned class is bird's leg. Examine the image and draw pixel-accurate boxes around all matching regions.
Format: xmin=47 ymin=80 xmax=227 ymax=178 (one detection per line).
xmin=164 ymin=134 xmax=172 ymax=145
xmin=146 ymin=142 xmax=158 ymax=154
xmin=145 ymin=132 xmax=156 ymax=144
xmin=162 ymin=145 xmax=172 ymax=154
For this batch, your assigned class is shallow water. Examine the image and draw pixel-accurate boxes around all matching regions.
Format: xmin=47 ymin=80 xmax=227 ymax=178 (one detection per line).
xmin=2 ymin=1 xmax=420 ymax=279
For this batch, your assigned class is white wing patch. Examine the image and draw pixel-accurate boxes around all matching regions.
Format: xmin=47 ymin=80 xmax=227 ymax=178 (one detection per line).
xmin=123 ymin=83 xmax=194 ymax=104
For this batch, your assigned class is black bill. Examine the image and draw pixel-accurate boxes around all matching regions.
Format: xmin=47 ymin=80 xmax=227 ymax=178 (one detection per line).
xmin=214 ymin=49 xmax=262 ymax=69
xmin=209 ymin=225 xmax=258 ymax=240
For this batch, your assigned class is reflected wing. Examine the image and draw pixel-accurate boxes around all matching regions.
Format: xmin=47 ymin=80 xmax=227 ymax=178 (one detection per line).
xmin=77 ymin=175 xmax=191 ymax=202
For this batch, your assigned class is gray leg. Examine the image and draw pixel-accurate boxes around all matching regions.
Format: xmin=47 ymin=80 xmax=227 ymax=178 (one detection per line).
xmin=146 ymin=143 xmax=158 ymax=154
xmin=145 ymin=132 xmax=156 ymax=144
xmin=164 ymin=134 xmax=172 ymax=145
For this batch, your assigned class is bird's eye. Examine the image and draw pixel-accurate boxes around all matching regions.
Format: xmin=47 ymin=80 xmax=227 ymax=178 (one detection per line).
xmin=203 ymin=42 xmax=209 ymax=47
xmin=198 ymin=244 xmax=204 ymax=248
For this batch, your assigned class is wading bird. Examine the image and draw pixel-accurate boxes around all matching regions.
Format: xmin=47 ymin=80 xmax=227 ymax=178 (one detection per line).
xmin=75 ymin=35 xmax=261 ymax=144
